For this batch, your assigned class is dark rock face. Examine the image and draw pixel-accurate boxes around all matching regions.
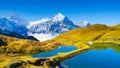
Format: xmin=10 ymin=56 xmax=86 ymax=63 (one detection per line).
xmin=9 ymin=61 xmax=26 ymax=68
xmin=27 ymin=58 xmax=61 ymax=68
xmin=27 ymin=58 xmax=48 ymax=66
xmin=0 ymin=38 xmax=7 ymax=46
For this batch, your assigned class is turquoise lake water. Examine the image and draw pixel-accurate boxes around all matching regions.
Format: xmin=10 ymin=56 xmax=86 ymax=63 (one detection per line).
xmin=62 ymin=48 xmax=120 ymax=68
xmin=31 ymin=46 xmax=77 ymax=58
xmin=31 ymin=46 xmax=120 ymax=68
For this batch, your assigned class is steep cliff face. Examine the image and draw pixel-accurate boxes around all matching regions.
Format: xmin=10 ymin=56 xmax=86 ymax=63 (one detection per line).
xmin=27 ymin=13 xmax=80 ymax=41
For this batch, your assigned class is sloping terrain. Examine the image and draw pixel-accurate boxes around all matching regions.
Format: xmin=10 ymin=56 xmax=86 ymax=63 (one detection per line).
xmin=53 ymin=24 xmax=120 ymax=45
xmin=0 ymin=14 xmax=37 ymax=40
xmin=27 ymin=13 xmax=80 ymax=41
xmin=0 ymin=24 xmax=120 ymax=68
xmin=0 ymin=34 xmax=60 ymax=54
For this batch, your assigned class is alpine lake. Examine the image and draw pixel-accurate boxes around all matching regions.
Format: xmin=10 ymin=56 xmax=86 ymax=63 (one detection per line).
xmin=30 ymin=44 xmax=120 ymax=68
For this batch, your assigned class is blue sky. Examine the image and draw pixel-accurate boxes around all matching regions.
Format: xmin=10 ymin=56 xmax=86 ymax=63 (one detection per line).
xmin=0 ymin=0 xmax=120 ymax=25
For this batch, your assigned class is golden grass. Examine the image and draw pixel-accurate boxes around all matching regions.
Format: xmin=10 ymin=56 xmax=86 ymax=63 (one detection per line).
xmin=53 ymin=24 xmax=120 ymax=46
xmin=0 ymin=34 xmax=60 ymax=54
xmin=1 ymin=24 xmax=120 ymax=68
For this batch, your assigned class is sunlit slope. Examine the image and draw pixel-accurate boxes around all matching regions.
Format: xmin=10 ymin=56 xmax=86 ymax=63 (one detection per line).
xmin=0 ymin=34 xmax=59 ymax=54
xmin=54 ymin=24 xmax=120 ymax=45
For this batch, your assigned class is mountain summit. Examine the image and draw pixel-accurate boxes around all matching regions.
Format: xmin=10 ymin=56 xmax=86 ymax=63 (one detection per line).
xmin=79 ymin=21 xmax=91 ymax=28
xmin=52 ymin=13 xmax=65 ymax=22
xmin=0 ymin=13 xmax=90 ymax=41
xmin=7 ymin=13 xmax=29 ymax=26
xmin=0 ymin=14 xmax=37 ymax=40
xmin=27 ymin=13 xmax=80 ymax=41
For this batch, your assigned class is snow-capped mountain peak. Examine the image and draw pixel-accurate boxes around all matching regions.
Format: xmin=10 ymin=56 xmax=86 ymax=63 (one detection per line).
xmin=79 ymin=21 xmax=91 ymax=28
xmin=82 ymin=21 xmax=89 ymax=25
xmin=27 ymin=13 xmax=80 ymax=41
xmin=7 ymin=13 xmax=28 ymax=26
xmin=30 ymin=18 xmax=50 ymax=24
xmin=52 ymin=13 xmax=65 ymax=21
xmin=7 ymin=13 xmax=20 ymax=19
xmin=0 ymin=14 xmax=38 ymax=40
xmin=40 ymin=18 xmax=50 ymax=22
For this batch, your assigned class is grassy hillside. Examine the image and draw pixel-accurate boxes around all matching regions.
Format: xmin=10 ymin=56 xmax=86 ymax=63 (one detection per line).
xmin=1 ymin=24 xmax=120 ymax=68
xmin=53 ymin=24 xmax=120 ymax=45
xmin=0 ymin=34 xmax=60 ymax=54
xmin=1 ymin=24 xmax=119 ymax=55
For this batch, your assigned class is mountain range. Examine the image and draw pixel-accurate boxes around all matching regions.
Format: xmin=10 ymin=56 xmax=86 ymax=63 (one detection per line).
xmin=27 ymin=13 xmax=91 ymax=41
xmin=0 ymin=14 xmax=37 ymax=40
xmin=0 ymin=13 xmax=91 ymax=41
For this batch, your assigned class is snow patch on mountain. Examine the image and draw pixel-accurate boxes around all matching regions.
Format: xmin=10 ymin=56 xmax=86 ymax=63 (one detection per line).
xmin=28 ymin=33 xmax=59 ymax=41
xmin=27 ymin=13 xmax=80 ymax=41
xmin=79 ymin=21 xmax=91 ymax=28
xmin=0 ymin=14 xmax=37 ymax=40
xmin=52 ymin=13 xmax=65 ymax=22
xmin=7 ymin=13 xmax=29 ymax=26
xmin=27 ymin=18 xmax=50 ymax=28
xmin=0 ymin=13 xmax=91 ymax=41
xmin=0 ymin=18 xmax=28 ymax=35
